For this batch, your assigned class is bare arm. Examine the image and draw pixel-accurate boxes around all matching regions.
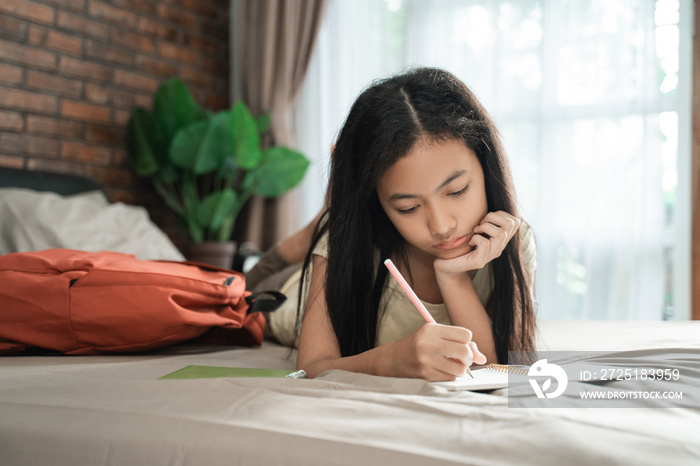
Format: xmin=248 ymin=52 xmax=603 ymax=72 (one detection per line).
xmin=297 ymin=255 xmax=485 ymax=380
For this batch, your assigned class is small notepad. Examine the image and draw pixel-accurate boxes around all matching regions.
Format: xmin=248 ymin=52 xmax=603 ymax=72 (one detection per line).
xmin=159 ymin=365 xmax=299 ymax=380
xmin=432 ymin=364 xmax=528 ymax=391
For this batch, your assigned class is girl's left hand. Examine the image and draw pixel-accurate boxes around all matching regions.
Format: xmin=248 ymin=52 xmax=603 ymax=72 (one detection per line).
xmin=434 ymin=211 xmax=521 ymax=275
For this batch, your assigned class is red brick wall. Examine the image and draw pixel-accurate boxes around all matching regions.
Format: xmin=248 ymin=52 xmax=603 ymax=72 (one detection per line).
xmin=0 ymin=0 xmax=230 ymax=236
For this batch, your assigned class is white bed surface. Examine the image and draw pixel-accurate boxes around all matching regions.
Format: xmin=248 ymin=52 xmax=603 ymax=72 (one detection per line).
xmin=0 ymin=320 xmax=698 ymax=465
xmin=536 ymin=319 xmax=700 ymax=351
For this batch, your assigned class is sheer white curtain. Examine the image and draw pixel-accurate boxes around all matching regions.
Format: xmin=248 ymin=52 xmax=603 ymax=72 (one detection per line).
xmin=293 ymin=0 xmax=405 ymax=216
xmin=293 ymin=0 xmax=692 ymax=320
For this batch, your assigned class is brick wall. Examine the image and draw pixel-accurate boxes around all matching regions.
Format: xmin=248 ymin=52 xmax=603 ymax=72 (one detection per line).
xmin=0 ymin=0 xmax=230 ymax=238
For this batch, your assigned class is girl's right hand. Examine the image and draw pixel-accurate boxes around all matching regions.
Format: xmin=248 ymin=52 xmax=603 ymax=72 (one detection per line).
xmin=434 ymin=211 xmax=521 ymax=276
xmin=388 ymin=323 xmax=487 ymax=381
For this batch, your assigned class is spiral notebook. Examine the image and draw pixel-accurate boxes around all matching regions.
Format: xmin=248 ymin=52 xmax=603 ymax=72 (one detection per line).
xmin=432 ymin=364 xmax=529 ymax=391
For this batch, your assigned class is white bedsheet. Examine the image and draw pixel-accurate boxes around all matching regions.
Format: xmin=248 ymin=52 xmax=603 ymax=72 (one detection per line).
xmin=0 ymin=320 xmax=698 ymax=465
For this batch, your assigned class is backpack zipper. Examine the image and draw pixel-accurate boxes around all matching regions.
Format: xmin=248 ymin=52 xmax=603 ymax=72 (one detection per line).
xmin=224 ymin=276 xmax=237 ymax=286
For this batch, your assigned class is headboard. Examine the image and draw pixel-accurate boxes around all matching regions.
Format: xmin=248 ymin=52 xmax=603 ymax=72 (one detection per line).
xmin=0 ymin=167 xmax=110 ymax=200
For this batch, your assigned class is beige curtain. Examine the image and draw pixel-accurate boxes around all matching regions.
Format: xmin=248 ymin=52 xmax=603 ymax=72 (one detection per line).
xmin=232 ymin=0 xmax=328 ymax=250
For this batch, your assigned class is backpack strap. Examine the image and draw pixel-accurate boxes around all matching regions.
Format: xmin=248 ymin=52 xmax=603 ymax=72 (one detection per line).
xmin=180 ymin=260 xmax=288 ymax=314
xmin=245 ymin=291 xmax=287 ymax=314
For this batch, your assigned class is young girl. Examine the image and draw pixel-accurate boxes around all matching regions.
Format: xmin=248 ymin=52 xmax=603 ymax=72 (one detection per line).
xmin=248 ymin=67 xmax=536 ymax=381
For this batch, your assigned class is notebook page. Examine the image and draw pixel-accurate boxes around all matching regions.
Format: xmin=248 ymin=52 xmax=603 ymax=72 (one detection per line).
xmin=432 ymin=367 xmax=510 ymax=391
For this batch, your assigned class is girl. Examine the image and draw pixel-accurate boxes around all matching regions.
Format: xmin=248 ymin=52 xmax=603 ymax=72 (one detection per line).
xmin=249 ymin=67 xmax=536 ymax=381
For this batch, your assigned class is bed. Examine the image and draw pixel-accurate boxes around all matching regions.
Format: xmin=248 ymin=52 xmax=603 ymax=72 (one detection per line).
xmin=0 ymin=168 xmax=698 ymax=465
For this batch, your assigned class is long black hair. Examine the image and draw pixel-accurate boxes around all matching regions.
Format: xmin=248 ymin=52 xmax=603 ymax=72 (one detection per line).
xmin=299 ymin=67 xmax=536 ymax=363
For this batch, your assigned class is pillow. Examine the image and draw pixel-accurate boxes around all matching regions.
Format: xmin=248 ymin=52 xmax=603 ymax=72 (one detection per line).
xmin=0 ymin=188 xmax=184 ymax=261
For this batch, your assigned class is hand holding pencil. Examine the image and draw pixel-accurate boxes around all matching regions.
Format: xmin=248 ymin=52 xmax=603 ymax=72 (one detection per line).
xmin=384 ymin=259 xmax=485 ymax=380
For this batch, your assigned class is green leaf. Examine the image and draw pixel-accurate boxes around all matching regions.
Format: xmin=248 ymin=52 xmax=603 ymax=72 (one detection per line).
xmin=229 ymin=101 xmax=262 ymax=170
xmin=216 ymin=153 xmax=237 ymax=187
xmin=216 ymin=215 xmax=236 ymax=242
xmin=248 ymin=147 xmax=310 ymax=198
xmin=127 ymin=108 xmax=159 ymax=176
xmin=155 ymin=163 xmax=179 ymax=185
xmin=170 ymin=119 xmax=229 ymax=175
xmin=205 ymin=111 xmax=235 ymax=174
xmin=255 ymin=113 xmax=270 ymax=134
xmin=198 ymin=189 xmax=237 ymax=232
xmin=169 ymin=120 xmax=207 ymax=172
xmin=152 ymin=78 xmax=206 ymax=144
xmin=181 ymin=174 xmax=203 ymax=243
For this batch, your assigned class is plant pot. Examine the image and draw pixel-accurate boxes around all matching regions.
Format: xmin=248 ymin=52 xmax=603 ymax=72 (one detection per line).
xmin=184 ymin=241 xmax=237 ymax=270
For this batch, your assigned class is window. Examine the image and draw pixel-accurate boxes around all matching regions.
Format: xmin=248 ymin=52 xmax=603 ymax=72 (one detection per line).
xmin=294 ymin=0 xmax=692 ymax=320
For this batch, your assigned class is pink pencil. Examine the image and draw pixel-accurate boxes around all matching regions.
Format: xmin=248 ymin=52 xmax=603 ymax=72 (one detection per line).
xmin=384 ymin=259 xmax=436 ymax=323
xmin=384 ymin=258 xmax=474 ymax=379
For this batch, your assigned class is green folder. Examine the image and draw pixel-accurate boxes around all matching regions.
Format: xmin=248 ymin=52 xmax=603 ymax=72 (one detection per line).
xmin=160 ymin=365 xmax=300 ymax=380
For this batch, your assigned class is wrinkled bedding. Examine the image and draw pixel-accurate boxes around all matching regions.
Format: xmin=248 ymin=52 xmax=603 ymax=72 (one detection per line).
xmin=0 ymin=188 xmax=184 ymax=261
xmin=0 ymin=320 xmax=698 ymax=465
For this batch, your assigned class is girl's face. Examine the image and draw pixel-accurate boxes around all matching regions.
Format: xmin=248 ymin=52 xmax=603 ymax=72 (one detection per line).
xmin=376 ymin=137 xmax=488 ymax=261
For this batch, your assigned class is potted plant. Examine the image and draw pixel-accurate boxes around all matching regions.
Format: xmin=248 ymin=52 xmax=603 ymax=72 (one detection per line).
xmin=127 ymin=77 xmax=310 ymax=268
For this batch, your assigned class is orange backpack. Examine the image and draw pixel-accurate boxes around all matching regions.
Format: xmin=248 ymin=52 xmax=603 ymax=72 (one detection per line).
xmin=0 ymin=249 xmax=284 ymax=355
